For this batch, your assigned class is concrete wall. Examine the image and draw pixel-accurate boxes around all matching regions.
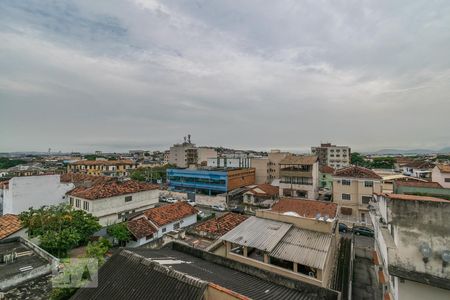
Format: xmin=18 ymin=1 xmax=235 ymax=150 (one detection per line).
xmin=227 ymin=169 xmax=255 ymax=190
xmin=70 ymin=189 xmax=160 ymax=226
xmin=197 ymin=148 xmax=218 ymax=165
xmin=398 ymin=279 xmax=450 ymax=300
xmin=250 ymin=157 xmax=269 ymax=184
xmin=3 ymin=175 xmax=74 ymax=215
xmin=432 ymin=166 xmax=450 ymax=188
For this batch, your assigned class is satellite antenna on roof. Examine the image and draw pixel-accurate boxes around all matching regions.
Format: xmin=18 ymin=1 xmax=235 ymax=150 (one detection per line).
xmin=188 ymin=134 xmax=191 ymax=143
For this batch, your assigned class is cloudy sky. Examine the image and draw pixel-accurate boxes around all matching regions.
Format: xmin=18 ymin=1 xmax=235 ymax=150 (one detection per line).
xmin=1 ymin=0 xmax=450 ymax=153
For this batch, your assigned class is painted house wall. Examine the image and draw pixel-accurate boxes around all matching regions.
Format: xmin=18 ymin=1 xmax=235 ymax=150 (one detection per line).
xmin=2 ymin=175 xmax=74 ymax=215
xmin=69 ymin=189 xmax=160 ymax=226
xmin=432 ymin=166 xmax=450 ymax=188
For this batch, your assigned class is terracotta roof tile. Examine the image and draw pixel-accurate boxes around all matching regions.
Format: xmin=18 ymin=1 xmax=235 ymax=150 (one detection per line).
xmin=334 ymin=165 xmax=382 ymax=179
xmin=279 ymin=155 xmax=318 ymax=165
xmin=319 ymin=165 xmax=335 ymax=174
xmin=437 ymin=164 xmax=450 ymax=173
xmin=127 ymin=218 xmax=157 ymax=239
xmin=395 ymin=180 xmax=443 ymax=188
xmin=245 ymin=184 xmax=279 ymax=197
xmin=144 ymin=202 xmax=197 ymax=227
xmin=194 ymin=213 xmax=248 ymax=237
xmin=0 ymin=214 xmax=23 ymax=239
xmin=60 ymin=173 xmax=112 ymax=186
xmin=68 ymin=179 xmax=159 ymax=200
xmin=271 ymin=198 xmax=338 ymax=219
xmin=387 ymin=193 xmax=450 ymax=203
xmin=69 ymin=160 xmax=135 ymax=166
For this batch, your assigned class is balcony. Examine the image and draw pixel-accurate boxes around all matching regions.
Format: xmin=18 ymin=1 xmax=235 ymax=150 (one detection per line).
xmin=279 ymin=170 xmax=312 ymax=178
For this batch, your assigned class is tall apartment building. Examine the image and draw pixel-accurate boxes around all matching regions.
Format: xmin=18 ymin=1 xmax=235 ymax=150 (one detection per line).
xmin=278 ymin=155 xmax=319 ymax=199
xmin=168 ymin=136 xmax=217 ymax=168
xmin=250 ymin=150 xmax=290 ymax=184
xmin=311 ymin=143 xmax=351 ymax=169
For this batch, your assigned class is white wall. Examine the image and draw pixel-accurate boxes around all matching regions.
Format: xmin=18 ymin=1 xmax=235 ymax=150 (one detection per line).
xmin=70 ymin=189 xmax=160 ymax=226
xmin=2 ymin=175 xmax=74 ymax=215
xmin=398 ymin=279 xmax=450 ymax=300
xmin=432 ymin=166 xmax=450 ymax=188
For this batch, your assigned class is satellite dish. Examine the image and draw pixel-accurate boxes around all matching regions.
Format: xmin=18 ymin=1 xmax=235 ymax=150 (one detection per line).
xmin=442 ymin=250 xmax=450 ymax=263
xmin=419 ymin=243 xmax=432 ymax=258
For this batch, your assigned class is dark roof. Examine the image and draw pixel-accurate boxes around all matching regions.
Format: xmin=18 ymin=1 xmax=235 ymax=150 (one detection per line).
xmin=71 ymin=250 xmax=207 ymax=300
xmin=271 ymin=198 xmax=338 ymax=219
xmin=127 ymin=218 xmax=157 ymax=239
xmin=334 ymin=165 xmax=382 ymax=179
xmin=67 ymin=179 xmax=159 ymax=200
xmin=144 ymin=202 xmax=197 ymax=227
xmin=130 ymin=247 xmax=332 ymax=300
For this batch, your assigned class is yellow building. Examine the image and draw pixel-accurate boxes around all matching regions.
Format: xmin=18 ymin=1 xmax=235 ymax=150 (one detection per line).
xmin=67 ymin=160 xmax=137 ymax=177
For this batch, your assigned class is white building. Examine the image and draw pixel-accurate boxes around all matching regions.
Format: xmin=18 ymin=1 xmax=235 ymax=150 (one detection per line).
xmin=67 ymin=179 xmax=160 ymax=226
xmin=126 ymin=201 xmax=198 ymax=247
xmin=432 ymin=165 xmax=450 ymax=188
xmin=278 ymin=155 xmax=319 ymax=200
xmin=311 ymin=143 xmax=351 ymax=169
xmin=1 ymin=175 xmax=74 ymax=215
xmin=370 ymin=193 xmax=450 ymax=300
xmin=401 ymin=161 xmax=434 ymax=179
xmin=207 ymin=157 xmax=250 ymax=168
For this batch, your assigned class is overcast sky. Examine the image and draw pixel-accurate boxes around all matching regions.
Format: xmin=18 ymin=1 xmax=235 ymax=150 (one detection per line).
xmin=1 ymin=0 xmax=450 ymax=153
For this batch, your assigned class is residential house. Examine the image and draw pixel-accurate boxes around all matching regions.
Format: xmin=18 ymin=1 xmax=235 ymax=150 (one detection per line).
xmin=191 ymin=212 xmax=248 ymax=240
xmin=311 ymin=143 xmax=351 ymax=169
xmin=319 ymin=165 xmax=335 ymax=190
xmin=67 ymin=179 xmax=160 ymax=226
xmin=243 ymin=183 xmax=279 ymax=213
xmin=333 ymin=165 xmax=382 ymax=225
xmin=126 ymin=201 xmax=198 ymax=247
xmin=278 ymin=155 xmax=319 ymax=199
xmin=167 ymin=168 xmax=255 ymax=196
xmin=432 ymin=164 xmax=450 ymax=188
xmin=67 ymin=159 xmax=137 ymax=177
xmin=1 ymin=175 xmax=74 ymax=215
xmin=0 ymin=214 xmax=26 ymax=240
xmin=217 ymin=198 xmax=339 ymax=288
xmin=370 ymin=193 xmax=450 ymax=300
xmin=401 ymin=161 xmax=434 ymax=179
xmin=72 ymin=245 xmax=339 ymax=300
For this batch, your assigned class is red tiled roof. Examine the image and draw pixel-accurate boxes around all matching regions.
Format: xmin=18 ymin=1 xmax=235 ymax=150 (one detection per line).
xmin=194 ymin=213 xmax=248 ymax=237
xmin=145 ymin=202 xmax=197 ymax=227
xmin=395 ymin=180 xmax=443 ymax=188
xmin=334 ymin=165 xmax=382 ymax=179
xmin=68 ymin=179 xmax=159 ymax=200
xmin=437 ymin=164 xmax=450 ymax=173
xmin=69 ymin=160 xmax=135 ymax=166
xmin=387 ymin=193 xmax=450 ymax=203
xmin=127 ymin=218 xmax=157 ymax=239
xmin=271 ymin=198 xmax=338 ymax=218
xmin=404 ymin=161 xmax=434 ymax=169
xmin=319 ymin=165 xmax=335 ymax=174
xmin=245 ymin=184 xmax=279 ymax=197
xmin=60 ymin=173 xmax=112 ymax=186
xmin=0 ymin=214 xmax=23 ymax=239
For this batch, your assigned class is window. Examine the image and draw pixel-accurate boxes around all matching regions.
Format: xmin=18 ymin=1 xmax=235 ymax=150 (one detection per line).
xmin=162 ymin=227 xmax=166 ymax=233
xmin=364 ymin=181 xmax=373 ymax=187
xmin=341 ymin=207 xmax=352 ymax=215
xmin=445 ymin=178 xmax=450 ymax=182
xmin=83 ymin=201 xmax=90 ymax=211
xmin=146 ymin=234 xmax=153 ymax=240
xmin=125 ymin=196 xmax=132 ymax=202
xmin=342 ymin=193 xmax=351 ymax=200
xmin=76 ymin=199 xmax=81 ymax=208
xmin=173 ymin=222 xmax=180 ymax=230
xmin=342 ymin=179 xmax=351 ymax=185
xmin=362 ymin=196 xmax=372 ymax=204
xmin=69 ymin=197 xmax=74 ymax=206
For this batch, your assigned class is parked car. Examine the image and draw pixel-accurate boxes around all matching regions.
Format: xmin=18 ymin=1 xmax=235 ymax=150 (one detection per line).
xmin=230 ymin=206 xmax=244 ymax=214
xmin=187 ymin=199 xmax=196 ymax=207
xmin=338 ymin=223 xmax=349 ymax=233
xmin=353 ymin=226 xmax=374 ymax=237
xmin=211 ymin=205 xmax=226 ymax=211
xmin=159 ymin=196 xmax=167 ymax=202
xmin=166 ymin=197 xmax=177 ymax=203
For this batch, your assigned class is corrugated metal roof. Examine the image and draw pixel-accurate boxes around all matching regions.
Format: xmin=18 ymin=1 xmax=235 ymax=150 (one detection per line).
xmin=270 ymin=227 xmax=332 ymax=270
xmin=220 ymin=217 xmax=292 ymax=252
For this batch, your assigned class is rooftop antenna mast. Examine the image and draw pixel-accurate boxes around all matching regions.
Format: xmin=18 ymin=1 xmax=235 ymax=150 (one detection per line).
xmin=188 ymin=134 xmax=191 ymax=144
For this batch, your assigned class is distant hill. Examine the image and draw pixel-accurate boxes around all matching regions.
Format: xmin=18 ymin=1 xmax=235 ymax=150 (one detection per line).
xmin=372 ymin=147 xmax=450 ymax=155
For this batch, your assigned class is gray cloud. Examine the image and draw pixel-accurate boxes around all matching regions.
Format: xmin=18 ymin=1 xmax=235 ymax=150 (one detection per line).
xmin=1 ymin=0 xmax=450 ymax=152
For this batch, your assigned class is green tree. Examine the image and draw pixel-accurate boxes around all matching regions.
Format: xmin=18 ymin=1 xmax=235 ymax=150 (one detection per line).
xmin=371 ymin=157 xmax=395 ymax=169
xmin=130 ymin=164 xmax=175 ymax=183
xmin=0 ymin=157 xmax=26 ymax=169
xmin=86 ymin=238 xmax=111 ymax=265
xmin=107 ymin=223 xmax=131 ymax=246
xmin=350 ymin=152 xmax=369 ymax=167
xmin=19 ymin=204 xmax=101 ymax=257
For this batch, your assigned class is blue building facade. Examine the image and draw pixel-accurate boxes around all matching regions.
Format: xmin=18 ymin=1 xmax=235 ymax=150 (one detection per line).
xmin=167 ymin=169 xmax=228 ymax=195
